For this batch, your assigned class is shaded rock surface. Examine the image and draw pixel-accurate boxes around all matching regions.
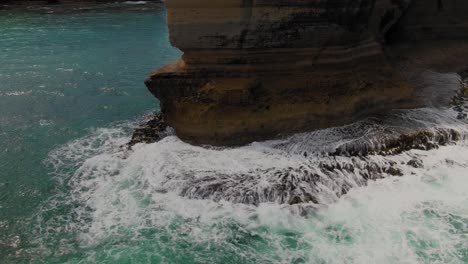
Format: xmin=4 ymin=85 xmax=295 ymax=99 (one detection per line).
xmin=128 ymin=113 xmax=168 ymax=147
xmin=145 ymin=0 xmax=468 ymax=146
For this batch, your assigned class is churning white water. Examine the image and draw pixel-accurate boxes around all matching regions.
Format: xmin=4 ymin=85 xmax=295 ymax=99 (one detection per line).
xmin=30 ymin=106 xmax=468 ymax=263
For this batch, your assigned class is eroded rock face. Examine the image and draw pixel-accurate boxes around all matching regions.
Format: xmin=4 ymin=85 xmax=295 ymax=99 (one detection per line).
xmin=145 ymin=0 xmax=468 ymax=146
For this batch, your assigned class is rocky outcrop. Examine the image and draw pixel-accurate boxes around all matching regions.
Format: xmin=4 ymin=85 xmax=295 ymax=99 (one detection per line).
xmin=145 ymin=0 xmax=468 ymax=146
xmin=128 ymin=113 xmax=168 ymax=147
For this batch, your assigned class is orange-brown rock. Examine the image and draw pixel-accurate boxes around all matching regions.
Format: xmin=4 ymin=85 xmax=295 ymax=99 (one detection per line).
xmin=145 ymin=0 xmax=468 ymax=146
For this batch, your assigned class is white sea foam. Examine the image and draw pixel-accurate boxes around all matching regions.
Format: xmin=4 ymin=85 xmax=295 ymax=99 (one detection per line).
xmin=123 ymin=1 xmax=147 ymax=5
xmin=56 ymin=68 xmax=74 ymax=72
xmin=36 ymin=90 xmax=65 ymax=97
xmin=33 ymin=107 xmax=468 ymax=263
xmin=0 ymin=90 xmax=33 ymax=97
xmin=39 ymin=119 xmax=54 ymax=127
xmin=305 ymin=146 xmax=468 ymax=263
xmin=0 ymin=90 xmax=65 ymax=97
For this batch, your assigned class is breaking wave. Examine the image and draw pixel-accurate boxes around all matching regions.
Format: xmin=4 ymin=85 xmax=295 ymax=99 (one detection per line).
xmin=17 ymin=106 xmax=467 ymax=263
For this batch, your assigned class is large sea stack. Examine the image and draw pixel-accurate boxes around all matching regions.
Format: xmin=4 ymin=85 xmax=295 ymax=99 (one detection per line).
xmin=145 ymin=0 xmax=468 ymax=146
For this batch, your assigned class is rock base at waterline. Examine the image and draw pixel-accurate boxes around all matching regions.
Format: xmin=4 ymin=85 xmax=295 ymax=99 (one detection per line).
xmin=128 ymin=113 xmax=168 ymax=148
xmin=128 ymin=103 xmax=467 ymax=206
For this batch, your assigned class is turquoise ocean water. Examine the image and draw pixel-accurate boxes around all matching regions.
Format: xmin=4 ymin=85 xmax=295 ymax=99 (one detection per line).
xmin=1 ymin=4 xmax=467 ymax=264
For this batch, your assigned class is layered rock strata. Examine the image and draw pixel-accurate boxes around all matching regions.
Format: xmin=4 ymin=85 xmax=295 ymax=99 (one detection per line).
xmin=145 ymin=0 xmax=468 ymax=146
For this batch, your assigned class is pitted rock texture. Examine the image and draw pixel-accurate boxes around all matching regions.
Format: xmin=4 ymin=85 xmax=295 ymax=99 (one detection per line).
xmin=145 ymin=0 xmax=468 ymax=146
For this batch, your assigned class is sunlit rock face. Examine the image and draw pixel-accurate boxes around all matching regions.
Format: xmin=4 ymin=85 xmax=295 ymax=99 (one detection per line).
xmin=145 ymin=0 xmax=467 ymax=146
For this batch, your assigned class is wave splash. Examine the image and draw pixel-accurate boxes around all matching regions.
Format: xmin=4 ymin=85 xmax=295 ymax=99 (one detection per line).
xmin=18 ymin=106 xmax=467 ymax=263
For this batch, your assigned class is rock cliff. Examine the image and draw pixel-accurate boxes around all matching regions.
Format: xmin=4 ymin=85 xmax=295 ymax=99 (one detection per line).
xmin=145 ymin=0 xmax=468 ymax=146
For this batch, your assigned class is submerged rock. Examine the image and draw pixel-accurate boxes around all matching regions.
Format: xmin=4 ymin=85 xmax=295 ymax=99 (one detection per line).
xmin=145 ymin=0 xmax=468 ymax=146
xmin=407 ymin=158 xmax=423 ymax=168
xmin=175 ymin=154 xmax=417 ymax=206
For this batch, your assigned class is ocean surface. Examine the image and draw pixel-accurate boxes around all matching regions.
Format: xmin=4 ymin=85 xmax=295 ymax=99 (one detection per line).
xmin=0 ymin=4 xmax=467 ymax=264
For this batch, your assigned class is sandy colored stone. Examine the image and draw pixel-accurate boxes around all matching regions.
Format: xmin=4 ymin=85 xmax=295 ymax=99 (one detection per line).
xmin=146 ymin=0 xmax=468 ymax=146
